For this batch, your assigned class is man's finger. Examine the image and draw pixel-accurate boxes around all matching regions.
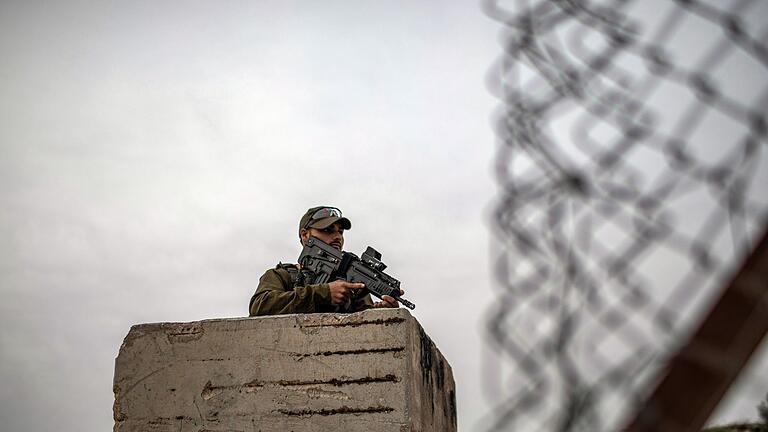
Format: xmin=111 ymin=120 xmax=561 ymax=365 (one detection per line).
xmin=381 ymin=295 xmax=397 ymax=306
xmin=346 ymin=282 xmax=366 ymax=289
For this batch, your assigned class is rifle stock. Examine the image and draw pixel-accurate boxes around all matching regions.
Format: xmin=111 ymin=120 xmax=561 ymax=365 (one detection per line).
xmin=298 ymin=236 xmax=416 ymax=310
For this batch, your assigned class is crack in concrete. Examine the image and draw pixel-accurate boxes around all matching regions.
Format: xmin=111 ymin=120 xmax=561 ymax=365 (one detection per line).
xmin=291 ymin=346 xmax=405 ymax=359
xmin=277 ymin=405 xmax=395 ymax=417
xmin=300 ymin=317 xmax=407 ymax=328
xmin=116 ymin=364 xmax=171 ymax=400
xmin=167 ymin=325 xmax=204 ymax=343
xmin=201 ymin=374 xmax=400 ymax=400
xmin=253 ymin=374 xmax=400 ymax=388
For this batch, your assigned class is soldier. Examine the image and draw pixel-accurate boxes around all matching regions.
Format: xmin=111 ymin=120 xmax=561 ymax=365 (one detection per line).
xmin=249 ymin=206 xmax=401 ymax=316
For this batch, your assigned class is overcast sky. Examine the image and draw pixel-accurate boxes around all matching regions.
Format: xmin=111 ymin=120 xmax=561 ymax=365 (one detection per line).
xmin=0 ymin=1 xmax=765 ymax=431
xmin=0 ymin=1 xmax=501 ymax=430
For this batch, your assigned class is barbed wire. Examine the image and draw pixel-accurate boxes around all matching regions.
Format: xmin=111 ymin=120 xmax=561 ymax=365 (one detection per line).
xmin=482 ymin=0 xmax=768 ymax=430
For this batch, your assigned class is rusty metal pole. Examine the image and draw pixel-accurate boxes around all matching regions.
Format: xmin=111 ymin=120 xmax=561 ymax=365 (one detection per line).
xmin=625 ymin=227 xmax=768 ymax=432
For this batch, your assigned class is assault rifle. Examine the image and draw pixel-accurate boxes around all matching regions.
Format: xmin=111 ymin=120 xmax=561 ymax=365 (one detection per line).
xmin=298 ymin=236 xmax=416 ymax=310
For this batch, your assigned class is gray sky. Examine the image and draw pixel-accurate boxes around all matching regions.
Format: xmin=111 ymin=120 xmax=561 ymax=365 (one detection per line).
xmin=0 ymin=1 xmax=498 ymax=430
xmin=1 ymin=1 xmax=766 ymax=431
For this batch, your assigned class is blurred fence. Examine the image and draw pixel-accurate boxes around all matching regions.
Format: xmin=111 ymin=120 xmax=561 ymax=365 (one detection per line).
xmin=482 ymin=0 xmax=768 ymax=430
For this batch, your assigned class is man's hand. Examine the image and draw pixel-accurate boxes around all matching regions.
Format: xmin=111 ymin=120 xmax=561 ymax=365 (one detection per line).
xmin=328 ymin=280 xmax=365 ymax=305
xmin=373 ymin=289 xmax=405 ymax=309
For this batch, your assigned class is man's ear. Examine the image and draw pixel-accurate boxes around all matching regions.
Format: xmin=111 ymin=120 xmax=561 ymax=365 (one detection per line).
xmin=299 ymin=228 xmax=310 ymax=245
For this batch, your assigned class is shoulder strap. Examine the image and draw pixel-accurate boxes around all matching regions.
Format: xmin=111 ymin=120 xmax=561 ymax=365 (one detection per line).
xmin=275 ymin=262 xmax=304 ymax=288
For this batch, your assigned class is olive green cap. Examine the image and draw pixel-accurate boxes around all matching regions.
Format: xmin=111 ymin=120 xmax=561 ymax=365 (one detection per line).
xmin=299 ymin=206 xmax=352 ymax=232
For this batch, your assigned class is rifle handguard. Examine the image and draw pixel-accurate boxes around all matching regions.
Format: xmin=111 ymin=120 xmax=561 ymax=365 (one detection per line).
xmin=298 ymin=236 xmax=416 ymax=310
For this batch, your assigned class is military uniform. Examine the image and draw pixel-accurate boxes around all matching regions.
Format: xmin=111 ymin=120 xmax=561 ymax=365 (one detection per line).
xmin=248 ymin=263 xmax=374 ymax=316
xmin=249 ymin=206 xmax=382 ymax=316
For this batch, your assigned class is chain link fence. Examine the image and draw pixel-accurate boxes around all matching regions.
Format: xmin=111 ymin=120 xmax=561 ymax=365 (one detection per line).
xmin=482 ymin=0 xmax=768 ymax=430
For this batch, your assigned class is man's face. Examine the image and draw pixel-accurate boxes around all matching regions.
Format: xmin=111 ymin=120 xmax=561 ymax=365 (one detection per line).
xmin=300 ymin=222 xmax=345 ymax=251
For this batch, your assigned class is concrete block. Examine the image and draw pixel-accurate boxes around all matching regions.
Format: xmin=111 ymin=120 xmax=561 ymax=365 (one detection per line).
xmin=113 ymin=308 xmax=456 ymax=432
